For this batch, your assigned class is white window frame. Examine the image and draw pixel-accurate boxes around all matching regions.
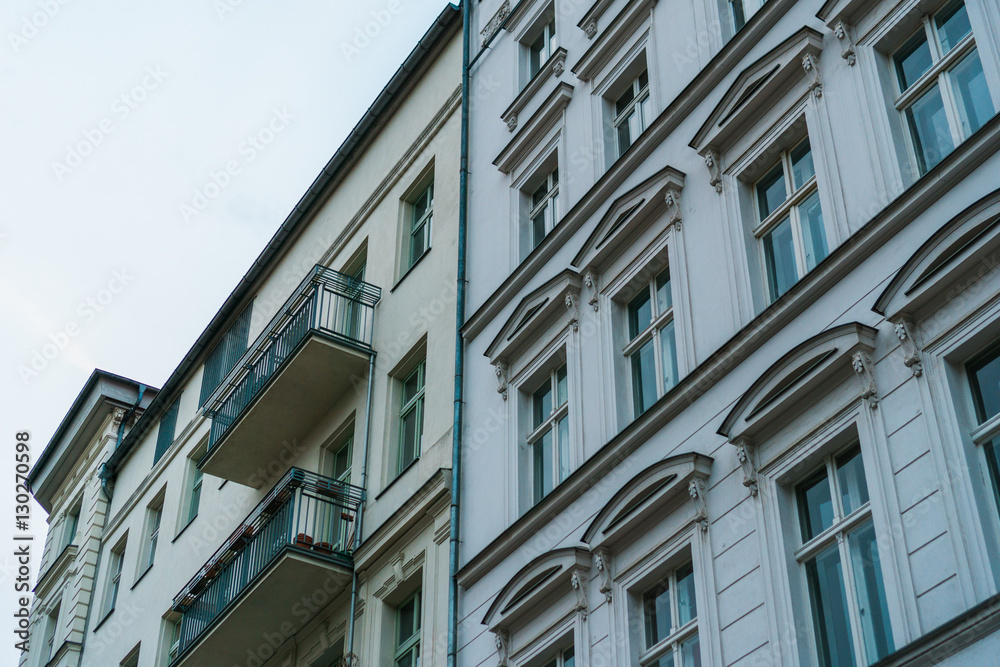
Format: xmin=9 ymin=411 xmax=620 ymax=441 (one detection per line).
xmin=726 ymin=0 xmax=765 ymax=34
xmin=526 ymin=364 xmax=570 ymax=505
xmin=43 ymin=604 xmax=60 ymax=663
xmin=528 ymin=167 xmax=560 ymax=250
xmin=407 ymin=182 xmax=433 ymax=271
xmin=890 ymin=0 xmax=995 ymax=176
xmin=63 ymin=501 xmax=81 ymax=550
xmin=184 ymin=462 xmax=203 ymax=528
xmin=635 ymin=562 xmax=700 ymax=667
xmin=623 ymin=266 xmax=678 ymax=417
xmin=139 ymin=499 xmax=163 ymax=575
xmin=159 ymin=613 xmax=181 ymax=667
xmin=612 ymin=69 xmax=651 ymax=159
xmin=102 ymin=538 xmax=127 ymax=618
xmin=394 ymin=590 xmax=421 ymax=667
xmin=397 ymin=360 xmax=426 ymax=476
xmin=525 ymin=19 xmax=557 ymax=83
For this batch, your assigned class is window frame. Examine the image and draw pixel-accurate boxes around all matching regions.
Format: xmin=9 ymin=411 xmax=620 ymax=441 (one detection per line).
xmin=526 ymin=364 xmax=570 ymax=504
xmin=525 ymin=18 xmax=557 ymax=83
xmin=623 ymin=266 xmax=679 ymax=417
xmin=612 ymin=69 xmax=651 ymax=159
xmin=528 ymin=167 xmax=560 ymax=250
xmin=407 ymin=181 xmax=434 ymax=271
xmin=636 ymin=562 xmax=700 ymax=667
xmin=397 ymin=360 xmax=426 ymax=476
xmin=394 ymin=590 xmax=421 ymax=667
xmin=139 ymin=496 xmax=164 ymax=577
xmin=63 ymin=501 xmax=81 ymax=550
xmin=102 ymin=538 xmax=127 ymax=618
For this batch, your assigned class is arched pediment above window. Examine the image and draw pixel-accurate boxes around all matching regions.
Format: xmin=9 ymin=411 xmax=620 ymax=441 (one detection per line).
xmin=482 ymin=547 xmax=591 ymax=632
xmin=690 ymin=27 xmax=824 ymax=154
xmin=582 ymin=452 xmax=712 ymax=550
xmin=718 ymin=323 xmax=878 ymax=443
xmin=874 ymin=189 xmax=1000 ymax=322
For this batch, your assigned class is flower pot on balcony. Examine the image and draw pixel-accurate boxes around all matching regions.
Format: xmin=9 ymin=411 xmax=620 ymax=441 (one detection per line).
xmin=313 ymin=542 xmax=333 ymax=554
xmin=295 ymin=533 xmax=314 ymax=548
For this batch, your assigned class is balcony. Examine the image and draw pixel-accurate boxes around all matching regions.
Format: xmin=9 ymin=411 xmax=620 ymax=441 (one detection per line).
xmin=171 ymin=468 xmax=363 ymax=667
xmin=201 ymin=265 xmax=380 ymax=487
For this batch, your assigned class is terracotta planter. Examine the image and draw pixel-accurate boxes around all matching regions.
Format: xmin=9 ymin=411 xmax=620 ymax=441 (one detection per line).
xmin=295 ymin=533 xmax=313 ymax=548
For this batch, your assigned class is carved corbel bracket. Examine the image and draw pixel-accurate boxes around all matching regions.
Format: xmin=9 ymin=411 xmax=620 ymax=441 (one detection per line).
xmin=584 ymin=271 xmax=599 ymax=312
xmin=593 ymin=547 xmax=612 ymax=603
xmin=894 ymin=319 xmax=922 ymax=377
xmin=565 ymin=292 xmax=580 ymax=332
xmin=494 ymin=627 xmax=510 ymax=667
xmin=665 ymin=183 xmax=682 ymax=231
xmin=583 ymin=18 xmax=597 ymax=39
xmin=705 ymin=149 xmax=722 ymax=194
xmin=495 ymin=361 xmax=510 ymax=401
xmin=570 ymin=567 xmax=589 ymax=619
xmin=111 ymin=407 xmax=127 ymax=428
xmin=734 ymin=436 xmax=758 ymax=496
xmin=688 ymin=479 xmax=709 ymax=532
xmin=852 ymin=351 xmax=879 ymax=409
xmin=802 ymin=54 xmax=822 ymax=98
xmin=834 ymin=21 xmax=856 ymax=66
xmin=506 ymin=116 xmax=518 ymax=132
xmin=552 ymin=50 xmax=566 ymax=77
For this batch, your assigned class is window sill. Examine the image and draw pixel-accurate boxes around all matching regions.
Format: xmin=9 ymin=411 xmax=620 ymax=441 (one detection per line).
xmin=172 ymin=515 xmax=197 ymax=544
xmin=131 ymin=564 xmax=153 ymax=590
xmin=502 ymin=48 xmax=568 ymax=132
xmin=375 ymin=457 xmax=421 ymax=501
xmin=391 ymin=248 xmax=432 ymax=293
xmin=92 ymin=608 xmax=115 ymax=633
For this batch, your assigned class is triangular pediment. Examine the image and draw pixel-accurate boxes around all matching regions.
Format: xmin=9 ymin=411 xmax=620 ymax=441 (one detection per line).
xmin=486 ymin=269 xmax=582 ymax=364
xmin=572 ymin=165 xmax=684 ymax=272
xmin=691 ymin=27 xmax=824 ymax=153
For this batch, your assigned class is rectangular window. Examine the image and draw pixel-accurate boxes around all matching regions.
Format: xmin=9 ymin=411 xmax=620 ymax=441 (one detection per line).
xmin=327 ymin=435 xmax=353 ymax=484
xmin=160 ymin=614 xmax=181 ymax=667
xmin=625 ymin=268 xmax=679 ymax=416
xmin=63 ymin=503 xmax=80 ymax=550
xmin=729 ymin=0 xmax=764 ymax=33
xmin=199 ymin=302 xmax=253 ymax=406
xmin=394 ymin=591 xmax=421 ymax=667
xmin=407 ymin=182 xmax=433 ymax=271
xmin=527 ymin=19 xmax=557 ymax=81
xmin=184 ymin=463 xmax=203 ymax=527
xmin=892 ymin=0 xmax=994 ymax=175
xmin=635 ymin=561 xmax=700 ymax=666
xmin=541 ymin=646 xmax=575 ymax=667
xmin=529 ymin=168 xmax=560 ymax=250
xmin=102 ymin=539 xmax=126 ymax=618
xmin=528 ymin=365 xmax=570 ymax=503
xmin=43 ymin=604 xmax=60 ymax=662
xmin=967 ymin=341 xmax=1000 ymax=513
xmin=613 ymin=69 xmax=650 ymax=158
xmin=754 ymin=137 xmax=828 ymax=302
xmin=121 ymin=646 xmax=140 ymax=667
xmin=154 ymin=395 xmax=181 ymax=464
xmin=398 ymin=361 xmax=426 ymax=475
xmin=795 ymin=445 xmax=894 ymax=666
xmin=140 ymin=502 xmax=162 ymax=574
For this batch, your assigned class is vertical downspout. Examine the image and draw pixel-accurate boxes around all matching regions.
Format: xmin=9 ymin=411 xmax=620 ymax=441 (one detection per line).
xmin=346 ymin=352 xmax=376 ymax=662
xmin=448 ymin=1 xmax=471 ymax=665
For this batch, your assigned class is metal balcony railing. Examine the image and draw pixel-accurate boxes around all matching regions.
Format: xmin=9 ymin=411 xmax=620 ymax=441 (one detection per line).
xmin=205 ymin=265 xmax=380 ymax=450
xmin=170 ymin=468 xmax=364 ymax=661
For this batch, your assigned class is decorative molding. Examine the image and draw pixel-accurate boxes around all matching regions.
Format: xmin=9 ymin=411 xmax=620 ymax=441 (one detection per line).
xmin=494 ymin=627 xmax=510 ymax=667
xmin=665 ymin=182 xmax=682 ymax=230
xmin=584 ymin=271 xmax=599 ymax=312
xmin=705 ymin=150 xmax=722 ymax=194
xmin=481 ymin=0 xmax=511 ymax=47
xmin=734 ymin=436 xmax=758 ymax=496
xmin=894 ymin=319 xmax=922 ymax=377
xmin=834 ymin=21 xmax=856 ymax=65
xmin=688 ymin=479 xmax=709 ymax=531
xmin=565 ymin=292 xmax=580 ymax=332
xmin=570 ymin=567 xmax=589 ymax=619
xmin=111 ymin=407 xmax=127 ymax=428
xmin=506 ymin=116 xmax=518 ymax=132
xmin=852 ymin=351 xmax=879 ymax=409
xmin=552 ymin=56 xmax=565 ymax=77
xmin=583 ymin=18 xmax=598 ymax=38
xmin=593 ymin=547 xmax=612 ymax=603
xmin=802 ymin=53 xmax=822 ymax=98
xmin=494 ymin=82 xmax=574 ymax=174
xmin=501 ymin=48 xmax=568 ymax=134
xmin=495 ymin=362 xmax=510 ymax=401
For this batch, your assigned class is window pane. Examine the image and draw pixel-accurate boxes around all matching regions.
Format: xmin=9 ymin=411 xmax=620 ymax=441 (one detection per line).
xmin=615 ymin=85 xmax=635 ymax=117
xmin=631 ymin=340 xmax=657 ymax=416
xmin=529 ymin=32 xmax=545 ymax=77
xmin=400 ymin=409 xmax=418 ymax=469
xmin=557 ymin=416 xmax=570 ymax=483
xmin=731 ymin=0 xmax=746 ymax=31
xmin=533 ymin=381 xmax=553 ymax=427
xmin=984 ymin=438 xmax=1000 ymax=514
xmin=557 ymin=366 xmax=568 ymax=406
xmin=969 ymin=345 xmax=1000 ymax=422
xmin=563 ymin=646 xmax=575 ymax=667
xmin=660 ymin=319 xmax=679 ymax=393
xmin=533 ymin=430 xmax=554 ymax=501
xmin=676 ymin=562 xmax=697 ymax=625
xmin=410 ymin=223 xmax=427 ymax=266
xmin=398 ymin=597 xmax=417 ymax=644
xmin=638 ymin=69 xmax=649 ymax=91
xmin=790 ymin=138 xmax=815 ymax=190
xmin=798 ymin=190 xmax=828 ymax=271
xmin=935 ymin=0 xmax=972 ymax=54
xmin=836 ymin=446 xmax=870 ymax=515
xmin=643 ymin=582 xmax=671 ymax=647
xmin=763 ymin=216 xmax=798 ymax=301
xmin=905 ymin=84 xmax=955 ymax=174
xmin=807 ymin=544 xmax=858 ymax=667
xmin=894 ymin=31 xmax=933 ymax=92
xmin=628 ymin=288 xmax=653 ymax=339
xmin=756 ymin=162 xmax=787 ymax=220
xmin=849 ymin=522 xmax=895 ymax=662
xmin=798 ymin=471 xmax=834 ymax=542
xmin=680 ymin=633 xmax=701 ymax=667
xmin=655 ymin=269 xmax=672 ymax=314
xmin=532 ymin=210 xmax=547 ymax=248
xmin=403 ymin=369 xmax=422 ymax=405
xmin=951 ymin=49 xmax=995 ymax=136
xmin=334 ymin=439 xmax=352 ymax=481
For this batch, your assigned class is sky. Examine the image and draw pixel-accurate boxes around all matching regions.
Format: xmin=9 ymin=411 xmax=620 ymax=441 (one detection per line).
xmin=0 ymin=1 xmax=454 ymax=663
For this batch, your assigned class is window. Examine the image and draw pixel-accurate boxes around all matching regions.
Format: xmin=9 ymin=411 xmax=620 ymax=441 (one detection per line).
xmin=183 ymin=461 xmax=203 ymax=527
xmin=102 ymin=539 xmax=126 ymax=618
xmin=541 ymin=646 xmax=575 ymax=667
xmin=892 ymin=0 xmax=995 ymax=175
xmin=121 ymin=646 xmax=140 ymax=667
xmin=613 ymin=69 xmax=650 ymax=158
xmin=728 ymin=0 xmax=764 ymax=33
xmin=625 ymin=267 xmax=679 ymax=416
xmin=199 ymin=301 xmax=253 ymax=405
xmin=794 ymin=445 xmax=894 ymax=666
xmin=155 ymin=395 xmax=181 ymax=464
xmin=63 ymin=503 xmax=80 ymax=550
xmin=140 ymin=500 xmax=163 ymax=574
xmin=968 ymin=341 xmax=1000 ymax=511
xmin=526 ymin=19 xmax=557 ymax=81
xmin=528 ymin=365 xmax=570 ymax=503
xmin=43 ymin=604 xmax=60 ymax=662
xmin=635 ymin=562 xmax=700 ymax=667
xmin=406 ymin=182 xmax=433 ymax=271
xmin=398 ymin=360 xmax=426 ymax=475
xmin=310 ymin=637 xmax=345 ymax=667
xmin=326 ymin=435 xmax=353 ymax=484
xmin=159 ymin=614 xmax=181 ymax=667
xmin=528 ymin=167 xmax=560 ymax=250
xmin=754 ymin=137 xmax=828 ymax=301
xmin=394 ymin=591 xmax=421 ymax=667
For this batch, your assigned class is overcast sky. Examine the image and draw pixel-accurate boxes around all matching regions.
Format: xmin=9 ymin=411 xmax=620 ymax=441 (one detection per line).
xmin=0 ymin=1 xmax=453 ymax=662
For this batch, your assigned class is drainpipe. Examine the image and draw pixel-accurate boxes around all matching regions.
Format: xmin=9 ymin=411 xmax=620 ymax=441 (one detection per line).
xmin=447 ymin=1 xmax=471 ymax=665
xmin=346 ymin=352 xmax=376 ymax=663
xmin=98 ymin=384 xmax=147 ymax=501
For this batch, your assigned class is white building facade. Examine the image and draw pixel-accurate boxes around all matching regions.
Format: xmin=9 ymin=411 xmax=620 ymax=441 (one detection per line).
xmin=24 ymin=7 xmax=463 ymax=667
xmin=456 ymin=0 xmax=1000 ymax=666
